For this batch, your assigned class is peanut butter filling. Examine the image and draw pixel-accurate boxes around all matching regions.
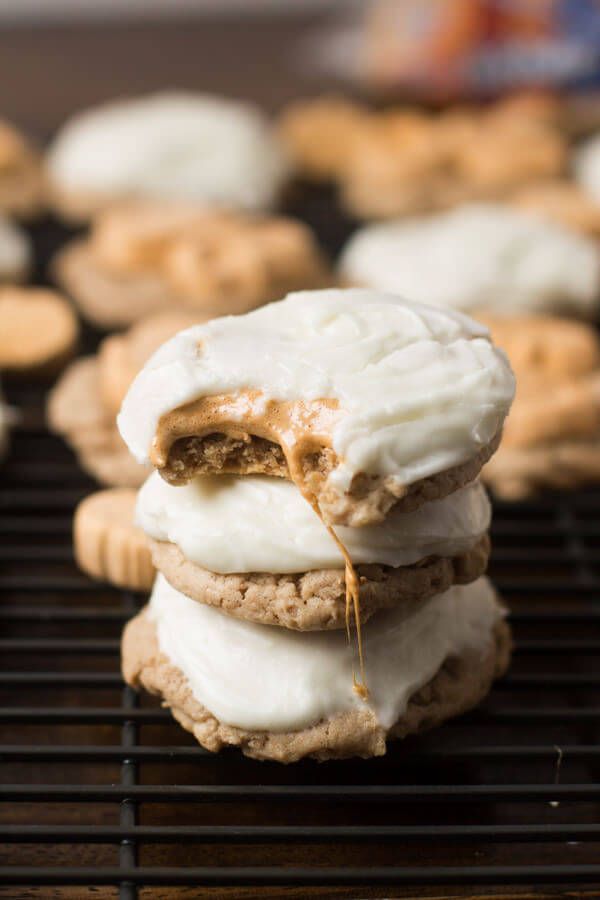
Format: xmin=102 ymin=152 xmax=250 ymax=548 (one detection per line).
xmin=154 ymin=389 xmax=369 ymax=697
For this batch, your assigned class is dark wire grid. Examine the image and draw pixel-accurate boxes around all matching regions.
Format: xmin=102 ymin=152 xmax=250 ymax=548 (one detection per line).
xmin=1 ymin=379 xmax=600 ymax=900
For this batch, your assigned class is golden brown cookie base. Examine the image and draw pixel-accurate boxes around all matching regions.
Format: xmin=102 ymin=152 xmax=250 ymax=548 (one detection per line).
xmin=47 ymin=356 xmax=149 ymax=487
xmin=0 ymin=287 xmax=78 ymax=375
xmin=150 ymin=534 xmax=490 ymax=631
xmin=74 ymin=489 xmax=154 ymax=591
xmin=54 ymin=240 xmax=179 ymax=329
xmin=161 ymin=429 xmax=501 ymax=527
xmin=122 ymin=611 xmax=510 ymax=762
xmin=483 ymin=437 xmax=600 ymax=500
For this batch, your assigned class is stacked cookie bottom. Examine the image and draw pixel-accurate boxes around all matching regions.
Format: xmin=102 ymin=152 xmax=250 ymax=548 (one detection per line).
xmin=122 ymin=471 xmax=510 ymax=763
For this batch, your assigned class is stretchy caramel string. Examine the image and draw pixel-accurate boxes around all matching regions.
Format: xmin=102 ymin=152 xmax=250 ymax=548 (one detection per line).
xmin=306 ymin=494 xmax=369 ymax=700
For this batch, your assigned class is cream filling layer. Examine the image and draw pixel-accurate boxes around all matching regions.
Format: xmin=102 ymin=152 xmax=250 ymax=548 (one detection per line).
xmin=136 ymin=472 xmax=490 ymax=574
xmin=118 ymin=288 xmax=515 ymax=492
xmin=150 ymin=574 xmax=504 ymax=732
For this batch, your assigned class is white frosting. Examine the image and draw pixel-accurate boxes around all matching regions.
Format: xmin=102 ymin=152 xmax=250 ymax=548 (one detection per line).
xmin=150 ymin=573 xmax=503 ymax=731
xmin=0 ymin=215 xmax=30 ymax=281
xmin=574 ymin=133 xmax=600 ymax=205
xmin=339 ymin=204 xmax=600 ymax=317
xmin=118 ymin=288 xmax=514 ymax=492
xmin=137 ymin=472 xmax=490 ymax=573
xmin=47 ymin=92 xmax=288 ymax=210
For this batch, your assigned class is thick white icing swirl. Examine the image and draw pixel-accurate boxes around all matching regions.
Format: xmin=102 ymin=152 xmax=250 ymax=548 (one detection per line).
xmin=150 ymin=574 xmax=503 ymax=731
xmin=339 ymin=204 xmax=600 ymax=318
xmin=137 ymin=472 xmax=490 ymax=573
xmin=47 ymin=91 xmax=288 ymax=210
xmin=118 ymin=289 xmax=515 ymax=492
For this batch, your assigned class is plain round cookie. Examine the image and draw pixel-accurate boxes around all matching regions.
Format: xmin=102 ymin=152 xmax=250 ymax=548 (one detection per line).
xmin=0 ymin=287 xmax=78 ymax=374
xmin=122 ymin=610 xmax=510 ymax=762
xmin=149 ymin=534 xmax=490 ymax=631
xmin=47 ymin=356 xmax=149 ymax=487
xmin=74 ymin=489 xmax=154 ymax=591
xmin=53 ymin=240 xmax=179 ymax=329
xmin=483 ymin=439 xmax=600 ymax=500
xmin=98 ymin=310 xmax=201 ymax=417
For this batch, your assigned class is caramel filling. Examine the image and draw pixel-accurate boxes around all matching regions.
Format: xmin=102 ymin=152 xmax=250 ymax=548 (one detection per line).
xmin=154 ymin=390 xmax=369 ymax=697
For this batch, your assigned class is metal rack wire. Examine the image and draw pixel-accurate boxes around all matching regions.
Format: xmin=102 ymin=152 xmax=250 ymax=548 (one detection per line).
xmin=1 ymin=378 xmax=600 ymax=899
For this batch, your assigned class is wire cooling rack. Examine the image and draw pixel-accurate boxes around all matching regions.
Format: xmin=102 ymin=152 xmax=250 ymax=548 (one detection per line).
xmin=1 ymin=209 xmax=600 ymax=898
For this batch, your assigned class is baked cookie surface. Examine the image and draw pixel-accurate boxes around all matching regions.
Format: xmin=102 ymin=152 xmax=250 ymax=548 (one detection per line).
xmin=74 ymin=488 xmax=154 ymax=591
xmin=0 ymin=119 xmax=45 ymax=219
xmin=0 ymin=286 xmax=78 ymax=374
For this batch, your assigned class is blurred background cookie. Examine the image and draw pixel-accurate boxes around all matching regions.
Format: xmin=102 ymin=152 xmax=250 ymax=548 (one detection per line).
xmin=0 ymin=286 xmax=78 ymax=374
xmin=54 ymin=203 xmax=331 ymax=328
xmin=46 ymin=91 xmax=289 ymax=222
xmin=74 ymin=488 xmax=155 ymax=591
xmin=47 ymin=309 xmax=200 ymax=486
xmin=339 ymin=204 xmax=600 ymax=318
xmin=0 ymin=214 xmax=31 ymax=282
xmin=480 ymin=314 xmax=600 ymax=499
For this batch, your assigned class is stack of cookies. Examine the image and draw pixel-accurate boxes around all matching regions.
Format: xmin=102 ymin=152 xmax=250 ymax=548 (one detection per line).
xmin=118 ymin=288 xmax=515 ymax=762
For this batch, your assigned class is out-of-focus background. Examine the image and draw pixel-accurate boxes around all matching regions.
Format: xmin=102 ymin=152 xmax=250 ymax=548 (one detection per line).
xmin=2 ymin=0 xmax=600 ymax=132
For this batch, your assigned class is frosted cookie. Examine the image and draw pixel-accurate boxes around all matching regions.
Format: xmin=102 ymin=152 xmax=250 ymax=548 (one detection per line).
xmin=0 ymin=119 xmax=45 ymax=219
xmin=54 ymin=203 xmax=330 ymax=328
xmin=47 ymin=92 xmax=288 ymax=222
xmin=122 ymin=574 xmax=510 ymax=762
xmin=479 ymin=313 xmax=600 ymax=499
xmin=118 ymin=289 xmax=515 ymax=527
xmin=339 ymin=205 xmax=600 ymax=319
xmin=511 ymin=181 xmax=600 ymax=237
xmin=0 ymin=215 xmax=31 ymax=282
xmin=74 ymin=489 xmax=154 ymax=591
xmin=0 ymin=287 xmax=78 ymax=374
xmin=137 ymin=472 xmax=491 ymax=630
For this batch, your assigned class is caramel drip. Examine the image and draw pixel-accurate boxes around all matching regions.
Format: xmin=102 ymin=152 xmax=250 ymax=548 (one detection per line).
xmin=155 ymin=389 xmax=369 ymax=699
xmin=306 ymin=494 xmax=368 ymax=700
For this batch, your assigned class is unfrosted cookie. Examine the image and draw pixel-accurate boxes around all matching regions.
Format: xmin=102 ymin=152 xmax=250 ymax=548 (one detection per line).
xmin=47 ymin=356 xmax=150 ymax=487
xmin=48 ymin=309 xmax=201 ymax=486
xmin=74 ymin=489 xmax=154 ymax=591
xmin=98 ymin=310 xmax=201 ymax=418
xmin=0 ymin=286 xmax=78 ymax=374
xmin=54 ymin=204 xmax=330 ymax=329
xmin=339 ymin=205 xmax=600 ymax=319
xmin=118 ymin=289 xmax=515 ymax=527
xmin=479 ymin=313 xmax=600 ymax=499
xmin=0 ymin=119 xmax=45 ymax=219
xmin=137 ymin=472 xmax=491 ymax=630
xmin=511 ymin=181 xmax=600 ymax=237
xmin=278 ymin=96 xmax=371 ymax=181
xmin=122 ymin=575 xmax=510 ymax=762
xmin=0 ymin=215 xmax=31 ymax=282
xmin=46 ymin=92 xmax=288 ymax=222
